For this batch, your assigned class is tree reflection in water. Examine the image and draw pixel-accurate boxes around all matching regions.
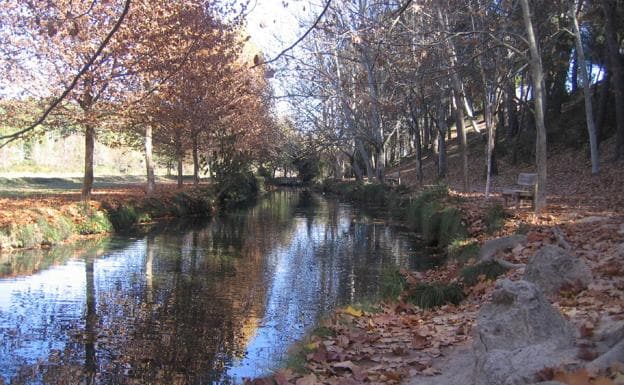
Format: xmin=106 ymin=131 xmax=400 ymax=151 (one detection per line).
xmin=0 ymin=191 xmax=431 ymax=384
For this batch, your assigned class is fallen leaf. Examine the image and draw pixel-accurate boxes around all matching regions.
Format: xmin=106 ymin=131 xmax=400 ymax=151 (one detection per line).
xmin=342 ymin=306 xmax=363 ymax=317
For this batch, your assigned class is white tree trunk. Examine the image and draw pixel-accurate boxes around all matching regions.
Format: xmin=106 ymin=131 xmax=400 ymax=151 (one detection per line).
xmin=520 ymin=0 xmax=548 ymax=213
xmin=571 ymin=2 xmax=600 ymax=174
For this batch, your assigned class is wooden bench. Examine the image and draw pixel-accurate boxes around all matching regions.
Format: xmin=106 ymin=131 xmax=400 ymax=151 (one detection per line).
xmin=502 ymin=173 xmax=538 ymax=208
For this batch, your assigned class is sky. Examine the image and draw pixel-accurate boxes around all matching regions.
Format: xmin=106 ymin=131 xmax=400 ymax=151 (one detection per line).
xmin=245 ymin=0 xmax=313 ymax=58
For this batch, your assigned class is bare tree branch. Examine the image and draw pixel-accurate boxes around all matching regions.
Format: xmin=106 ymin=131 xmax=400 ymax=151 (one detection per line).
xmin=252 ymin=0 xmax=332 ymax=68
xmin=0 ymin=0 xmax=132 ymax=148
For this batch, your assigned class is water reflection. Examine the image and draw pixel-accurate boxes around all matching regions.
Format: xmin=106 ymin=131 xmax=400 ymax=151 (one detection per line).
xmin=0 ymin=191 xmax=429 ymax=384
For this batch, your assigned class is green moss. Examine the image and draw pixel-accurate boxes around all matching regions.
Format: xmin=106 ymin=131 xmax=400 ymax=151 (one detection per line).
xmin=460 ymin=261 xmax=509 ymax=286
xmin=405 ymin=282 xmax=465 ymax=309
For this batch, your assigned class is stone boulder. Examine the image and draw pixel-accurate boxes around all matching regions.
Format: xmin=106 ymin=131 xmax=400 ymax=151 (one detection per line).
xmin=478 ymin=234 xmax=527 ymax=262
xmin=524 ymin=245 xmax=592 ymax=296
xmin=474 ymin=279 xmax=576 ymax=385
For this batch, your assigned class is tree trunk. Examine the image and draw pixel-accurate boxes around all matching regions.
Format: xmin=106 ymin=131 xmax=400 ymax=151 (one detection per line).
xmin=463 ymin=95 xmax=481 ymax=134
xmin=145 ymin=125 xmax=155 ymax=196
xmin=436 ymin=101 xmax=448 ymax=178
xmin=82 ymin=125 xmax=95 ymax=201
xmin=454 ymin=92 xmax=469 ymax=191
xmin=192 ymin=136 xmax=200 ymax=185
xmin=520 ymin=0 xmax=548 ymax=212
xmin=177 ymin=150 xmax=184 ymax=188
xmin=408 ymin=103 xmax=424 ymax=182
xmin=356 ymin=139 xmax=374 ymax=181
xmin=506 ymin=80 xmax=519 ymax=138
xmin=596 ymin=72 xmax=610 ymax=146
xmin=484 ymin=88 xmax=495 ymax=198
xmin=601 ymin=0 xmax=624 ymax=159
xmin=571 ymin=2 xmax=600 ymax=174
xmin=570 ymin=49 xmax=578 ymax=94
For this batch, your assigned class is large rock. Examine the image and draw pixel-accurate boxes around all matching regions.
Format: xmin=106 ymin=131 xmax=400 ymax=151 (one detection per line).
xmin=524 ymin=245 xmax=592 ymax=296
xmin=474 ymin=279 xmax=576 ymax=385
xmin=478 ymin=235 xmax=527 ymax=262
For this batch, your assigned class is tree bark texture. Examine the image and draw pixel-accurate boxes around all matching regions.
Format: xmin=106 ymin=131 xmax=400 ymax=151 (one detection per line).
xmin=520 ymin=0 xmax=548 ymax=212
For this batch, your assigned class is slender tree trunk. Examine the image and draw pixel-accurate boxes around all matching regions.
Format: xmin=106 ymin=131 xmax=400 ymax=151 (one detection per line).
xmin=570 ymin=50 xmax=579 ymax=94
xmin=192 ymin=136 xmax=200 ymax=185
xmin=145 ymin=125 xmax=155 ymax=196
xmin=177 ymin=149 xmax=184 ymax=188
xmin=356 ymin=139 xmax=374 ymax=181
xmin=601 ymin=0 xmax=624 ymax=159
xmin=82 ymin=125 xmax=95 ymax=200
xmin=463 ymin=95 xmax=481 ymax=134
xmin=453 ymin=92 xmax=469 ymax=191
xmin=351 ymin=153 xmax=364 ymax=182
xmin=484 ymin=88 xmax=495 ymax=198
xmin=436 ymin=101 xmax=448 ymax=178
xmin=423 ymin=111 xmax=431 ymax=151
xmin=361 ymin=49 xmax=385 ymax=181
xmin=596 ymin=71 xmax=610 ymax=146
xmin=520 ymin=0 xmax=548 ymax=212
xmin=571 ymin=3 xmax=600 ymax=174
xmin=408 ymin=104 xmax=424 ymax=182
xmin=506 ymin=80 xmax=519 ymax=138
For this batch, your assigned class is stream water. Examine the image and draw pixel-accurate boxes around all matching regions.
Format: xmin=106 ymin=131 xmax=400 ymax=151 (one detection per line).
xmin=0 ymin=191 xmax=433 ymax=385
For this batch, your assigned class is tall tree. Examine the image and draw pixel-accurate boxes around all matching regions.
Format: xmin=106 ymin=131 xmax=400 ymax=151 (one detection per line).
xmin=520 ymin=0 xmax=548 ymax=212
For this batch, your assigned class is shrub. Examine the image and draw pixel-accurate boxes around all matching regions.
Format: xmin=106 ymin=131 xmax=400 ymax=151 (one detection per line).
xmin=216 ymin=170 xmax=259 ymax=207
xmin=37 ymin=217 xmax=62 ymax=245
xmin=380 ymin=266 xmax=407 ymax=300
xmin=438 ymin=207 xmax=467 ymax=247
xmin=485 ymin=203 xmax=506 ymax=234
xmin=56 ymin=215 xmax=76 ymax=240
xmin=460 ymin=261 xmax=509 ymax=286
xmin=406 ymin=185 xmax=448 ymax=234
xmin=405 ymin=282 xmax=465 ymax=309
xmin=0 ymin=228 xmax=13 ymax=249
xmin=14 ymin=223 xmax=43 ymax=248
xmin=78 ymin=209 xmax=113 ymax=235
xmin=107 ymin=205 xmax=141 ymax=231
xmin=447 ymin=239 xmax=480 ymax=263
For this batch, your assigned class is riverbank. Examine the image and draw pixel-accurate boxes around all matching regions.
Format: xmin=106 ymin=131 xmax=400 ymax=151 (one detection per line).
xmin=0 ymin=178 xmax=220 ymax=252
xmin=248 ymin=178 xmax=624 ymax=385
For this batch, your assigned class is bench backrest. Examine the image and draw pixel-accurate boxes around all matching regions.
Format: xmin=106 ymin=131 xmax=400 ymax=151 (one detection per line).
xmin=517 ymin=173 xmax=538 ymax=186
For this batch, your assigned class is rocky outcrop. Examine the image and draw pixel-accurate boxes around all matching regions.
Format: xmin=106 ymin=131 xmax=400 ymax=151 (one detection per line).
xmin=473 ymin=279 xmax=577 ymax=385
xmin=478 ymin=235 xmax=527 ymax=262
xmin=524 ymin=245 xmax=592 ymax=296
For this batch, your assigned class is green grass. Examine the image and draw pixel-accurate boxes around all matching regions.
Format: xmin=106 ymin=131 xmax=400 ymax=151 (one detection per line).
xmin=0 ymin=175 xmax=181 ymax=198
xmin=77 ymin=208 xmax=113 ymax=235
xmin=310 ymin=326 xmax=336 ymax=339
xmin=447 ymin=239 xmax=480 ymax=263
xmin=380 ymin=265 xmax=407 ymax=300
xmin=405 ymin=282 xmax=465 ymax=309
xmin=438 ymin=207 xmax=467 ymax=247
xmin=460 ymin=261 xmax=509 ymax=286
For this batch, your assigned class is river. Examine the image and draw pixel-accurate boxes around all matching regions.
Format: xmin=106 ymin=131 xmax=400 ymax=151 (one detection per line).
xmin=0 ymin=190 xmax=433 ymax=384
